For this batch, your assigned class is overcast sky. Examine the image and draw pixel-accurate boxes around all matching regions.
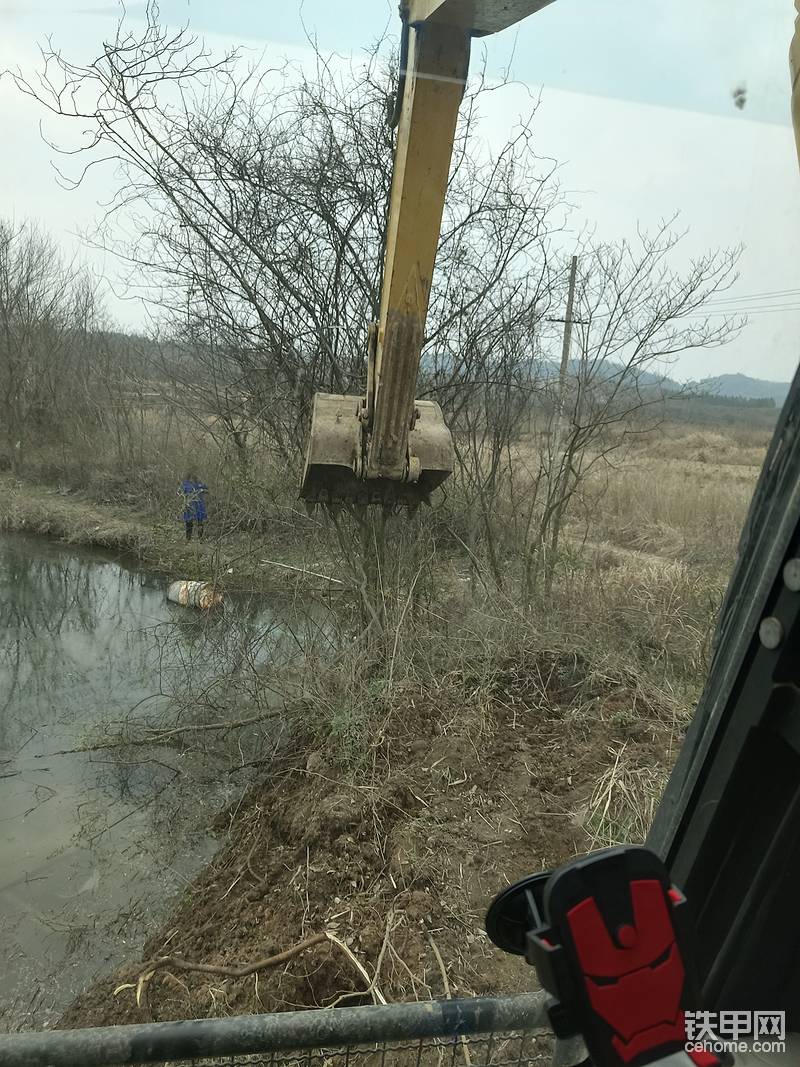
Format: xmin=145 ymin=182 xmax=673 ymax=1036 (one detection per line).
xmin=1 ymin=0 xmax=799 ymax=381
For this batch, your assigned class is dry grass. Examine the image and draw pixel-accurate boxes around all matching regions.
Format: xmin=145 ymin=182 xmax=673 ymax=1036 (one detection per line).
xmin=4 ymin=405 xmax=779 ymax=1034
xmin=33 ymin=413 xmax=778 ymax=1034
xmin=582 ymin=741 xmax=670 ymax=847
xmin=577 ymin=424 xmax=768 ymax=565
xmin=640 ymin=427 xmax=769 ymax=467
xmin=585 ymin=448 xmax=759 ymax=568
xmin=0 ymin=475 xmax=156 ymax=551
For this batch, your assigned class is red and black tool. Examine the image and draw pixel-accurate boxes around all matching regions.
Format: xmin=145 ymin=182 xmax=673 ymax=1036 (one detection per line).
xmin=486 ymin=846 xmax=732 ymax=1067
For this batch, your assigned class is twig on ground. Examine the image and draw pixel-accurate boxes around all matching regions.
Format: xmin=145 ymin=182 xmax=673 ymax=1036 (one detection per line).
xmin=426 ymin=932 xmax=453 ymax=997
xmin=388 ymin=943 xmax=430 ymax=1000
xmin=325 ymin=931 xmax=387 ymax=1005
xmin=330 ymin=910 xmax=397 ymax=1007
xmin=133 ymin=933 xmax=329 ymax=980
xmin=120 ymin=930 xmax=387 ymax=1008
xmin=427 ymin=933 xmax=473 ymax=1067
xmin=260 ymin=558 xmax=344 ymax=584
xmin=38 ymin=711 xmax=284 ymax=757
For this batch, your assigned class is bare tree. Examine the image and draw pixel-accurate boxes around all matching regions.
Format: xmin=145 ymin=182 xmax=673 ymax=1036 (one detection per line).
xmin=13 ymin=5 xmax=559 ymax=473
xmin=457 ymin=225 xmax=742 ymax=597
xmin=13 ymin=7 xmax=741 ymax=600
xmin=537 ymin=227 xmax=740 ymax=589
xmin=0 ymin=219 xmax=104 ymax=472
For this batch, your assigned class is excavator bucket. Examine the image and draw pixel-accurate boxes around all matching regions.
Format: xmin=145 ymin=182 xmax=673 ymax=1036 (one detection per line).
xmin=300 ymin=393 xmax=454 ymax=506
xmin=300 ymin=393 xmax=363 ymax=504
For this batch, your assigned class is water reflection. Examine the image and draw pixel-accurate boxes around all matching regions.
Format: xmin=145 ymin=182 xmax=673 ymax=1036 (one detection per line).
xmin=0 ymin=534 xmax=306 ymax=1030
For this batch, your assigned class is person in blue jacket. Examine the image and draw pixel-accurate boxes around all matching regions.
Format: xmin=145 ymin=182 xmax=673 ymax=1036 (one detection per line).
xmin=179 ymin=473 xmax=208 ymax=541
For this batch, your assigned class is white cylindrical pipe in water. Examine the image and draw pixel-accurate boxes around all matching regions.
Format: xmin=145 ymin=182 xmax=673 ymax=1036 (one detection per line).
xmin=166 ymin=580 xmax=223 ymax=610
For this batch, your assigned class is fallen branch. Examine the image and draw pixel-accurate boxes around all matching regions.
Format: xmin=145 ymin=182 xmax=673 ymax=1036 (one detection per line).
xmin=127 ymin=712 xmax=284 ymax=746
xmin=120 ymin=930 xmax=387 ymax=1007
xmin=260 ymin=558 xmax=344 ymax=584
xmin=136 ymin=932 xmax=328 ymax=979
xmin=38 ymin=711 xmax=284 ymax=758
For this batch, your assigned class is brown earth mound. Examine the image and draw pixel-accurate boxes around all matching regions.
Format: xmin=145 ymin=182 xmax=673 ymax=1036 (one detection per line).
xmin=59 ymin=648 xmax=675 ymax=1029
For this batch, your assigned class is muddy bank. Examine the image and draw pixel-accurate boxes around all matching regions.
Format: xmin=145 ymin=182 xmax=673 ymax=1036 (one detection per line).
xmin=0 ymin=475 xmax=154 ymax=552
xmin=0 ymin=475 xmax=341 ymax=597
xmin=59 ymin=647 xmax=677 ymax=1029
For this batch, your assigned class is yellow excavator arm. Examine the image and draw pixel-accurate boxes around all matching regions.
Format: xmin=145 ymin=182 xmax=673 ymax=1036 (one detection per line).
xmin=301 ymin=0 xmax=556 ymax=505
xmin=303 ymin=0 xmax=800 ymax=506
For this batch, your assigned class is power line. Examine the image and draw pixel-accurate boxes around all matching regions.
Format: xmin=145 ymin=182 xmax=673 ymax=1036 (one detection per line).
xmin=707 ymin=303 xmax=800 ymax=313
xmin=583 ymin=303 xmax=800 ymax=321
xmin=704 ymin=286 xmax=800 ymax=306
xmin=565 ymin=300 xmax=800 ymax=322
xmin=700 ymin=305 xmax=800 ymax=317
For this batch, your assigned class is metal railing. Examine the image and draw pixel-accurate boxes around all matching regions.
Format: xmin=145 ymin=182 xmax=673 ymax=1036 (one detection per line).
xmin=0 ymin=993 xmax=586 ymax=1067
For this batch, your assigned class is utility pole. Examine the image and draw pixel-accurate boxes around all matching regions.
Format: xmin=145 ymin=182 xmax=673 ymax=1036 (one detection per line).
xmin=556 ymin=255 xmax=578 ymax=434
xmin=551 ymin=254 xmax=578 ymax=469
xmin=542 ymin=254 xmax=579 ymax=594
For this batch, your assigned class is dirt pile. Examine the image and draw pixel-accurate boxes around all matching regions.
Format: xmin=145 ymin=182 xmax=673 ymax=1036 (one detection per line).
xmin=59 ymin=645 xmax=678 ymax=1029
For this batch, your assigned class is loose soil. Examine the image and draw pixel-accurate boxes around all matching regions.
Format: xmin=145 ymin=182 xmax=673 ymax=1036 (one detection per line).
xmin=59 ymin=647 xmax=677 ymax=1031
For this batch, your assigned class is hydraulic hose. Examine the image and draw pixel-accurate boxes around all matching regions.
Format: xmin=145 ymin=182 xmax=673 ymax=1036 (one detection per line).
xmin=388 ymin=5 xmax=410 ymax=130
xmin=792 ymin=0 xmax=800 ymax=167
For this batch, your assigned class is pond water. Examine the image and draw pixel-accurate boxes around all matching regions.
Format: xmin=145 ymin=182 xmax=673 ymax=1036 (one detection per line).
xmin=0 ymin=533 xmax=310 ymax=1030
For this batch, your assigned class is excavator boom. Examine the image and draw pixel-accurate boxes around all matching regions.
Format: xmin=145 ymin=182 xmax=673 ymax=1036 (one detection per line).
xmin=300 ymin=1 xmax=556 ymax=505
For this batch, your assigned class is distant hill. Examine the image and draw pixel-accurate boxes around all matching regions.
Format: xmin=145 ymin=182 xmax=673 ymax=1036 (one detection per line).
xmin=491 ymin=355 xmax=791 ymax=409
xmin=544 ymin=364 xmax=790 ymax=405
xmin=698 ymin=373 xmax=791 ymax=405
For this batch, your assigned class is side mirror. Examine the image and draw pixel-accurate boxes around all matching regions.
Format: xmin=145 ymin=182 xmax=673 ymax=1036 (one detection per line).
xmin=485 ymin=870 xmax=552 ymax=955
